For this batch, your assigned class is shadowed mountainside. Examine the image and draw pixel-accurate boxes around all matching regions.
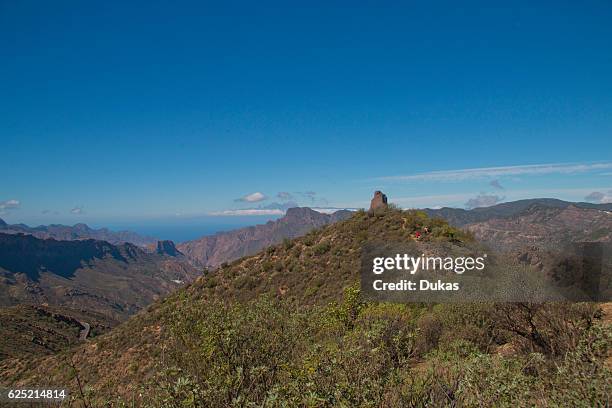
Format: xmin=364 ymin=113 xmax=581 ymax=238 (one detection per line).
xmin=0 ymin=233 xmax=200 ymax=321
xmin=0 ymin=234 xmax=129 ymax=280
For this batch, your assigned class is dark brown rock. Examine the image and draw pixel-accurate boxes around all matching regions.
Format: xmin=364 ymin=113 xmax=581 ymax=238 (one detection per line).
xmin=156 ymin=240 xmax=181 ymax=257
xmin=369 ymin=191 xmax=388 ymax=211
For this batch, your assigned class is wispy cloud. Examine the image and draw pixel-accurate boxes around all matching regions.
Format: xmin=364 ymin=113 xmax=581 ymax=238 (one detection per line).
xmin=277 ymin=192 xmax=293 ymax=200
xmin=70 ymin=206 xmax=84 ymax=215
xmin=209 ymin=209 xmax=285 ymax=216
xmin=584 ymin=190 xmax=612 ymax=204
xmin=465 ymin=194 xmax=505 ymax=209
xmin=0 ymin=199 xmax=20 ymax=215
xmin=234 ymin=192 xmax=267 ymax=203
xmin=376 ymin=162 xmax=612 ymax=182
xmin=388 ymin=186 xmax=612 ymax=210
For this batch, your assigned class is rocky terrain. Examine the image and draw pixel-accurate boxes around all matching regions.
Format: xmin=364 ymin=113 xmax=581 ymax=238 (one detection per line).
xmin=1 ymin=202 xmax=608 ymax=406
xmin=0 ymin=304 xmax=113 ymax=361
xmin=0 ymin=218 xmax=156 ymax=247
xmin=177 ymin=207 xmax=352 ymax=268
xmin=464 ymin=204 xmax=612 ymax=250
xmin=0 ymin=233 xmax=199 ymax=321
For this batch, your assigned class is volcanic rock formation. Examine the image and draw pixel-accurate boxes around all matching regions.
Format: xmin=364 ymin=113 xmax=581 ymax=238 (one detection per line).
xmin=369 ymin=191 xmax=388 ymax=211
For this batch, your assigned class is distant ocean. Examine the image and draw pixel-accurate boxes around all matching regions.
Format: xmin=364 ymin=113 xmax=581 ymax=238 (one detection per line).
xmin=117 ymin=225 xmax=239 ymax=243
xmin=105 ymin=215 xmax=282 ymax=243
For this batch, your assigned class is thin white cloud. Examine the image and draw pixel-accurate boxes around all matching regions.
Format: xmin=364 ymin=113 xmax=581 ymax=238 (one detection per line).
xmin=234 ymin=192 xmax=267 ymax=202
xmin=209 ymin=209 xmax=284 ymax=216
xmin=0 ymin=199 xmax=20 ymax=215
xmin=376 ymin=162 xmax=612 ymax=182
xmin=386 ymin=186 xmax=612 ymax=209
xmin=70 ymin=206 xmax=84 ymax=215
xmin=584 ymin=190 xmax=612 ymax=204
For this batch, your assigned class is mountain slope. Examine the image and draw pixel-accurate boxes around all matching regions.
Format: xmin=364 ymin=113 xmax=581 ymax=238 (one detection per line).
xmin=0 ymin=233 xmax=199 ymax=321
xmin=465 ymin=204 xmax=612 ymax=250
xmin=0 ymin=219 xmax=156 ymax=247
xmin=0 ymin=208 xmax=470 ymax=392
xmin=1 ymin=206 xmax=608 ymax=406
xmin=177 ymin=207 xmax=352 ymax=268
xmin=0 ymin=304 xmax=114 ymax=361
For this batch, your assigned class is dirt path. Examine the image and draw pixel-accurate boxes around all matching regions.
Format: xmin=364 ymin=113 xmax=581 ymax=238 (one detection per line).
xmin=78 ymin=321 xmax=90 ymax=341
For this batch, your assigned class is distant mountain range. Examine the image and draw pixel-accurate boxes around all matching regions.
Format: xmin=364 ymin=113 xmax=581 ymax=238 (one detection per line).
xmin=0 ymin=233 xmax=199 ymax=322
xmin=0 ymin=218 xmax=157 ymax=247
xmin=176 ymin=200 xmax=609 ymax=270
xmin=424 ymin=198 xmax=612 ymax=227
xmin=177 ymin=207 xmax=353 ymax=268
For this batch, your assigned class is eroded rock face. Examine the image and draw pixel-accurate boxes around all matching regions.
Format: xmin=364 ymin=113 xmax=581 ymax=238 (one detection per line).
xmin=369 ymin=191 xmax=388 ymax=211
xmin=156 ymin=240 xmax=181 ymax=257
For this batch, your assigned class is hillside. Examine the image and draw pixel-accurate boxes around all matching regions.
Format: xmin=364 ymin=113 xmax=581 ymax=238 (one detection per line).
xmin=0 ymin=219 xmax=156 ymax=247
xmin=0 ymin=304 xmax=114 ymax=361
xmin=0 ymin=234 xmax=199 ymax=321
xmin=177 ymin=207 xmax=352 ymax=268
xmin=0 ymin=206 xmax=609 ymax=406
xmin=466 ymin=204 xmax=612 ymax=250
xmin=0 ymin=209 xmax=469 ymax=389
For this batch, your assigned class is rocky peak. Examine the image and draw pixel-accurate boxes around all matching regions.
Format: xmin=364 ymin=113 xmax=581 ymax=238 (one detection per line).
xmin=156 ymin=240 xmax=181 ymax=257
xmin=0 ymin=218 xmax=7 ymax=228
xmin=284 ymin=207 xmax=320 ymax=220
xmin=369 ymin=191 xmax=388 ymax=211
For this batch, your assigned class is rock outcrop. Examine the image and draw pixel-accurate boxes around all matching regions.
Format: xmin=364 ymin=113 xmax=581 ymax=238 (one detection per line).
xmin=156 ymin=240 xmax=181 ymax=257
xmin=369 ymin=191 xmax=388 ymax=211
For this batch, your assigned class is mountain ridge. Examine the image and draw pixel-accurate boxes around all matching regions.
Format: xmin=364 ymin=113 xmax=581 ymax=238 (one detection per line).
xmin=424 ymin=198 xmax=612 ymax=227
xmin=177 ymin=207 xmax=353 ymax=268
xmin=0 ymin=219 xmax=157 ymax=247
xmin=0 ymin=233 xmax=200 ymax=321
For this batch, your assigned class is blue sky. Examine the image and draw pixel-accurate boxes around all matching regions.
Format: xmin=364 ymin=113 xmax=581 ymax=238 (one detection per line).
xmin=1 ymin=1 xmax=612 ymax=228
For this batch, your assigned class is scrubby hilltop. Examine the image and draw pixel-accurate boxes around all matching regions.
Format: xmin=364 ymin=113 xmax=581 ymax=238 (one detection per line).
xmin=1 ymin=207 xmax=609 ymax=407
